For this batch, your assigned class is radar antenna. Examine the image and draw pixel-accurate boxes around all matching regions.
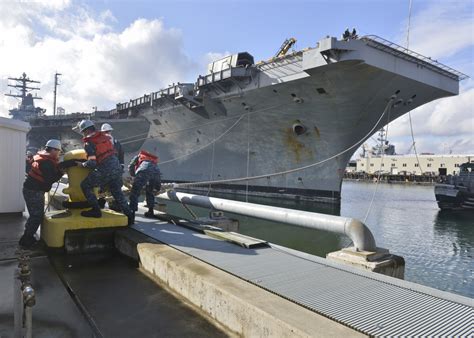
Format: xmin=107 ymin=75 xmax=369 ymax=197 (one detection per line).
xmin=5 ymin=73 xmax=42 ymax=101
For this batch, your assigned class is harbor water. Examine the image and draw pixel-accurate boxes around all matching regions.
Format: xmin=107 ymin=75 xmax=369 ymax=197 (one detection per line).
xmin=162 ymin=181 xmax=473 ymax=299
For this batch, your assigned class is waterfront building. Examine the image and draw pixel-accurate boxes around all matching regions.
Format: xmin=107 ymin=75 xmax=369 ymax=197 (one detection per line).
xmin=354 ymin=154 xmax=474 ymax=176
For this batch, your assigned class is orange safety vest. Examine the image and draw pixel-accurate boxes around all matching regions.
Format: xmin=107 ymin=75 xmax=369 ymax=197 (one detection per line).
xmin=83 ymin=131 xmax=116 ymax=164
xmin=28 ymin=151 xmax=59 ymax=183
xmin=135 ymin=150 xmax=159 ymax=172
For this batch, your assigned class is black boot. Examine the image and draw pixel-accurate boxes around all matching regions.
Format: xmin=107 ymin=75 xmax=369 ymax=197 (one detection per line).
xmin=98 ymin=198 xmax=106 ymax=209
xmin=128 ymin=212 xmax=135 ymax=226
xmin=81 ymin=207 xmax=102 ymax=218
xmin=144 ymin=209 xmax=155 ymax=218
xmin=19 ymin=234 xmax=38 ymax=249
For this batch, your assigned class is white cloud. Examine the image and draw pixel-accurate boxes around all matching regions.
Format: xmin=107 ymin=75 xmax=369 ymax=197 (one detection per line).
xmin=364 ymin=1 xmax=474 ymax=156
xmin=369 ymin=80 xmax=474 ymax=156
xmin=398 ymin=1 xmax=474 ymax=59
xmin=0 ymin=1 xmax=199 ymax=116
xmin=1 ymin=1 xmax=471 ymax=156
xmin=36 ymin=0 xmax=72 ymax=11
xmin=390 ymin=83 xmax=474 ymax=137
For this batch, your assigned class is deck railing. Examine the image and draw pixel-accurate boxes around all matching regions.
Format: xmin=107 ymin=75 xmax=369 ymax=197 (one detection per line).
xmin=362 ymin=35 xmax=469 ymax=81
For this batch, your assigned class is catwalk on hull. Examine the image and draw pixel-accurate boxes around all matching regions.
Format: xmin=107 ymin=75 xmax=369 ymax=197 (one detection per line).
xmin=18 ymin=34 xmax=467 ymax=203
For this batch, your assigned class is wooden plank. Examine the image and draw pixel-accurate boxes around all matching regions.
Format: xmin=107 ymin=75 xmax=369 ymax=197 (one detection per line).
xmin=204 ymin=231 xmax=268 ymax=249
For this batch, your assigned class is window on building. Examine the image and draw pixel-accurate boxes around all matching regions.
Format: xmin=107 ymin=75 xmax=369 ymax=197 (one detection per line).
xmin=427 ymin=163 xmax=432 ymax=167
xmin=440 ymin=163 xmax=445 ymax=168
xmin=455 ymin=163 xmax=460 ymax=167
xmin=361 ymin=164 xmax=364 ymax=166
xmin=370 ymin=163 xmax=374 ymax=167
xmin=391 ymin=163 xmax=396 ymax=167
xmin=403 ymin=163 xmax=407 ymax=167
xmin=415 ymin=163 xmax=419 ymax=167
xmin=381 ymin=163 xmax=384 ymax=167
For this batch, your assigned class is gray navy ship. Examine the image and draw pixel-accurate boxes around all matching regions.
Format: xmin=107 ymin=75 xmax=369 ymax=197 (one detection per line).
xmin=6 ymin=34 xmax=468 ymax=203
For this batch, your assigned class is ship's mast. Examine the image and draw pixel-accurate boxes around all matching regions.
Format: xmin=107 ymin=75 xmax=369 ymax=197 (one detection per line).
xmin=5 ymin=73 xmax=42 ymax=102
xmin=377 ymin=128 xmax=386 ymax=155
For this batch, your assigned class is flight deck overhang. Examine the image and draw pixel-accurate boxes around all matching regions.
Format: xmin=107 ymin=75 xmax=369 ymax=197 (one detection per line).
xmin=305 ymin=35 xmax=467 ymax=96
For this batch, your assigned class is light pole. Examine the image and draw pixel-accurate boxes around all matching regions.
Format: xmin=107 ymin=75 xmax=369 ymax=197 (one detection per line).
xmin=53 ymin=72 xmax=62 ymax=116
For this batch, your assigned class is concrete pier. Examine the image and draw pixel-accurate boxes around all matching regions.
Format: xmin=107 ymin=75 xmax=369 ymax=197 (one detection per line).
xmin=138 ymin=242 xmax=362 ymax=337
xmin=2 ymin=201 xmax=472 ymax=337
xmin=0 ymin=213 xmax=228 ymax=337
xmin=118 ymin=206 xmax=473 ymax=337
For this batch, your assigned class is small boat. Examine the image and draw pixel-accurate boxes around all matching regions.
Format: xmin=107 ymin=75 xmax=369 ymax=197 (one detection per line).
xmin=435 ymin=162 xmax=474 ymax=211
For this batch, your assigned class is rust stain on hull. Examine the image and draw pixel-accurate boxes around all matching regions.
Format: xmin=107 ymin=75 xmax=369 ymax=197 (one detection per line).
xmin=283 ymin=128 xmax=313 ymax=163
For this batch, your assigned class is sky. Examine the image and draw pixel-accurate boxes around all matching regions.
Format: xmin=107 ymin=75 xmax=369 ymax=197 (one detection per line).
xmin=0 ymin=0 xmax=472 ymax=156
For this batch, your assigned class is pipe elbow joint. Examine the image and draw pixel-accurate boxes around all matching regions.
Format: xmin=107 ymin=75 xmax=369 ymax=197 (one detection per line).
xmin=345 ymin=218 xmax=377 ymax=252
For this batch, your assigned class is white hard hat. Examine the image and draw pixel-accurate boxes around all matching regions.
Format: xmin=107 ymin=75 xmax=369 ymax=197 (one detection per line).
xmin=101 ymin=123 xmax=113 ymax=132
xmin=45 ymin=139 xmax=62 ymax=150
xmin=78 ymin=119 xmax=95 ymax=132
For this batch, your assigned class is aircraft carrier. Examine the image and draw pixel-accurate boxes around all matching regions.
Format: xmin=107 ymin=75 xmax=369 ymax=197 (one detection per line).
xmin=7 ymin=34 xmax=467 ymax=203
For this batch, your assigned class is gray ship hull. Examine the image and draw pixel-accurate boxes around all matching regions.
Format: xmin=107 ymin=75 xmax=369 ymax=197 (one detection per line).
xmin=117 ymin=36 xmax=462 ymax=203
xmin=27 ymin=36 xmax=465 ymax=203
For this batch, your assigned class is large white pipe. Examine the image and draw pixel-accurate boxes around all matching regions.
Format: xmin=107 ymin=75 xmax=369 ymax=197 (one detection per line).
xmin=157 ymin=191 xmax=377 ymax=252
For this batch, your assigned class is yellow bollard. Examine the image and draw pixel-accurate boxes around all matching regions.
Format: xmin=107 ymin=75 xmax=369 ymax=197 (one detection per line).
xmin=41 ymin=149 xmax=128 ymax=249
xmin=61 ymin=149 xmax=90 ymax=201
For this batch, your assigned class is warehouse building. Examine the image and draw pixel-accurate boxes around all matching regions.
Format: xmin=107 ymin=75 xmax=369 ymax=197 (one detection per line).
xmin=354 ymin=154 xmax=473 ymax=176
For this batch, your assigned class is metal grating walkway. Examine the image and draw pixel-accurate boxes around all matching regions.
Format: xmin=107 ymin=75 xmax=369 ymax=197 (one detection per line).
xmin=132 ymin=218 xmax=474 ymax=337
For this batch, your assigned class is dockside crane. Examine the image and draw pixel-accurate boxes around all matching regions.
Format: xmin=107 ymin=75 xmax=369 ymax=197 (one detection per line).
xmin=274 ymin=38 xmax=297 ymax=58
